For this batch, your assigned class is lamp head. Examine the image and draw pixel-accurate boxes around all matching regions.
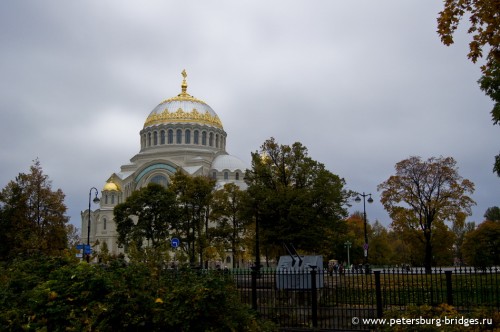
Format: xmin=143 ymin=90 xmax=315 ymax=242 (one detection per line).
xmin=367 ymin=196 xmax=374 ymax=204
xmin=355 ymin=196 xmax=361 ymax=203
xmin=92 ymin=189 xmax=100 ymax=204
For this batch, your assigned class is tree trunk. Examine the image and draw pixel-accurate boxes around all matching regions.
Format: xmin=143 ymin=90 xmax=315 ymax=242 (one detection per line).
xmin=424 ymin=228 xmax=433 ymax=274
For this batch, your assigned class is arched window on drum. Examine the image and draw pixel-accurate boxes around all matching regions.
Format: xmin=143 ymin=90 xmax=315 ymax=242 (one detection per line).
xmin=150 ymin=175 xmax=168 ymax=187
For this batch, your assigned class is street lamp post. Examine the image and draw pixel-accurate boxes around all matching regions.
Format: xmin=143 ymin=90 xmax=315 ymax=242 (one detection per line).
xmin=355 ymin=192 xmax=373 ymax=271
xmin=344 ymin=240 xmax=351 ymax=268
xmin=86 ymin=187 xmax=100 ymax=262
xmin=255 ymin=212 xmax=261 ymax=272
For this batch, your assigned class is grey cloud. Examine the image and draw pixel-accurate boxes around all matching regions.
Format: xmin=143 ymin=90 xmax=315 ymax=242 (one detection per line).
xmin=0 ymin=1 xmax=497 ymax=231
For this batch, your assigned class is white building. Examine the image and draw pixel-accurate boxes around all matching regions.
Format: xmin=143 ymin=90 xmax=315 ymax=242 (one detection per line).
xmin=81 ymin=71 xmax=248 ymax=260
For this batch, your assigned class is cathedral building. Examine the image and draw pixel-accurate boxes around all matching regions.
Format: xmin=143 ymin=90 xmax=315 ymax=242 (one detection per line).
xmin=81 ymin=71 xmax=248 ymax=260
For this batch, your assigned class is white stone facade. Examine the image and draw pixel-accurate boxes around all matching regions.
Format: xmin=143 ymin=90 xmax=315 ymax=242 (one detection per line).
xmin=81 ymin=71 xmax=247 ymax=261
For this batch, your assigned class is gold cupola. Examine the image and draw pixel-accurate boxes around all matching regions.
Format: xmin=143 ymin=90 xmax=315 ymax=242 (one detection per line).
xmin=102 ymin=178 xmax=120 ymax=192
xmin=143 ymin=70 xmax=223 ymax=129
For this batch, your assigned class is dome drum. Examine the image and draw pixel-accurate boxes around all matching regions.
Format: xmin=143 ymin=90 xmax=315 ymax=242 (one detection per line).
xmin=140 ymin=124 xmax=226 ymax=151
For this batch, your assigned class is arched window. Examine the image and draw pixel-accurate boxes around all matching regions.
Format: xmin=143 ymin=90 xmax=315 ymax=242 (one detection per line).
xmin=160 ymin=130 xmax=165 ymax=144
xmin=176 ymin=129 xmax=182 ymax=144
xmin=168 ymin=129 xmax=173 ymax=144
xmin=185 ymin=129 xmax=191 ymax=144
xmin=209 ymin=132 xmax=214 ymax=146
xmin=215 ymin=134 xmax=219 ymax=148
xmin=202 ymin=131 xmax=207 ymax=145
xmin=224 ymin=172 xmax=229 ymax=180
xmin=142 ymin=134 xmax=146 ymax=148
xmin=194 ymin=130 xmax=199 ymax=144
xmin=105 ymin=194 xmax=108 ymax=204
xmin=235 ymin=172 xmax=240 ymax=180
xmin=148 ymin=133 xmax=151 ymax=146
xmin=153 ymin=131 xmax=158 ymax=145
xmin=111 ymin=194 xmax=115 ymax=204
xmin=212 ymin=171 xmax=217 ymax=179
xmin=150 ymin=174 xmax=168 ymax=187
xmin=103 ymin=218 xmax=107 ymax=230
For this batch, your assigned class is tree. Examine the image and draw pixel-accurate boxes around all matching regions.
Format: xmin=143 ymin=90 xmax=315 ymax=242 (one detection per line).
xmin=388 ymin=216 xmax=426 ymax=266
xmin=369 ymin=220 xmax=393 ymax=266
xmin=65 ymin=224 xmax=81 ymax=249
xmin=437 ymin=2 xmax=500 ymax=176
xmin=0 ymin=159 xmax=69 ymax=259
xmin=478 ymin=60 xmax=500 ymax=176
xmin=437 ymin=0 xmax=500 ymax=76
xmin=463 ymin=220 xmax=500 ymax=268
xmin=451 ymin=211 xmax=476 ymax=265
xmin=431 ymin=221 xmax=456 ymax=266
xmin=484 ymin=206 xmax=500 ymax=221
xmin=169 ymin=171 xmax=216 ymax=266
xmin=344 ymin=213 xmax=370 ymax=264
xmin=244 ymin=138 xmax=350 ymax=255
xmin=378 ymin=156 xmax=475 ymax=273
xmin=211 ymin=183 xmax=250 ymax=268
xmin=114 ymin=183 xmax=180 ymax=255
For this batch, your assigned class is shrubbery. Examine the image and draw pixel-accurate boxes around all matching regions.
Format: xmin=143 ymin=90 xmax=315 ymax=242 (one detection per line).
xmin=0 ymin=255 xmax=276 ymax=331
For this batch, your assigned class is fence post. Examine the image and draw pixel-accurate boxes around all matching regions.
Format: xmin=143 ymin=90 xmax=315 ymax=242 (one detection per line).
xmin=310 ymin=266 xmax=318 ymax=328
xmin=445 ymin=270 xmax=453 ymax=306
xmin=375 ymin=271 xmax=383 ymax=318
xmin=251 ymin=266 xmax=257 ymax=310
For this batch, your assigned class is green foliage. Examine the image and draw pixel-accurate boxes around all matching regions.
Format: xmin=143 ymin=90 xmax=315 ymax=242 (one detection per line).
xmin=494 ymin=154 xmax=500 ymax=178
xmin=438 ymin=0 xmax=500 ymax=177
xmin=0 ymin=255 xmax=75 ymax=330
xmin=0 ymin=256 xmax=276 ymax=331
xmin=114 ymin=183 xmax=180 ymax=251
xmin=452 ymin=212 xmax=475 ymax=265
xmin=244 ymin=138 xmax=349 ymax=255
xmin=155 ymin=269 xmax=271 ymax=331
xmin=463 ymin=220 xmax=500 ymax=268
xmin=478 ymin=60 xmax=500 ymax=126
xmin=0 ymin=159 xmax=70 ymax=260
xmin=369 ymin=220 xmax=393 ymax=266
xmin=211 ymin=183 xmax=251 ymax=268
xmin=478 ymin=60 xmax=500 ymax=177
xmin=483 ymin=206 xmax=500 ymax=222
xmin=169 ymin=171 xmax=216 ymax=265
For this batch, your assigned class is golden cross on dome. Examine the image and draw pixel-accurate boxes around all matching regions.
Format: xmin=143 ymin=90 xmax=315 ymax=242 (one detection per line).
xmin=181 ymin=69 xmax=188 ymax=94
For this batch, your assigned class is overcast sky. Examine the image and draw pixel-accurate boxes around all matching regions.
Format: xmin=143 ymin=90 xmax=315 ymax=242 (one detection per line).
xmin=1 ymin=1 xmax=498 ymax=233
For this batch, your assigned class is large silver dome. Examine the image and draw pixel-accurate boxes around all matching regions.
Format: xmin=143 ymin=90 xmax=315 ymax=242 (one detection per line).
xmin=144 ymin=70 xmax=223 ymax=129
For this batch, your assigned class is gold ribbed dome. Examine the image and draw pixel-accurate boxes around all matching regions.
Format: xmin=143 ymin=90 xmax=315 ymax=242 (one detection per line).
xmin=144 ymin=70 xmax=223 ymax=129
xmin=103 ymin=181 xmax=120 ymax=192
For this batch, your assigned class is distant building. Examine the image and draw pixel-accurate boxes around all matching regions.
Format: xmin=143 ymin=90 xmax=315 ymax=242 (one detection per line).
xmin=81 ymin=71 xmax=248 ymax=262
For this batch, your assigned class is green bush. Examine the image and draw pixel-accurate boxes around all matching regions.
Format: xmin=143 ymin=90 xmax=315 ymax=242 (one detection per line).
xmin=0 ymin=256 xmax=276 ymax=331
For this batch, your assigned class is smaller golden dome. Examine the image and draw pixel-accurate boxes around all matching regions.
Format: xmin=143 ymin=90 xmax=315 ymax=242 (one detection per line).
xmin=103 ymin=181 xmax=120 ymax=192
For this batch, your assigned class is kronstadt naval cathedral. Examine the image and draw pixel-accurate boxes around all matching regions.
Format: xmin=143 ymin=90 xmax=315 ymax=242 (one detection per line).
xmin=81 ymin=71 xmax=248 ymax=260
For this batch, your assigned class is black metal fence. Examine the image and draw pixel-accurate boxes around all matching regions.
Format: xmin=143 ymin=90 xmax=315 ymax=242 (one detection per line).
xmin=229 ymin=266 xmax=499 ymax=330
